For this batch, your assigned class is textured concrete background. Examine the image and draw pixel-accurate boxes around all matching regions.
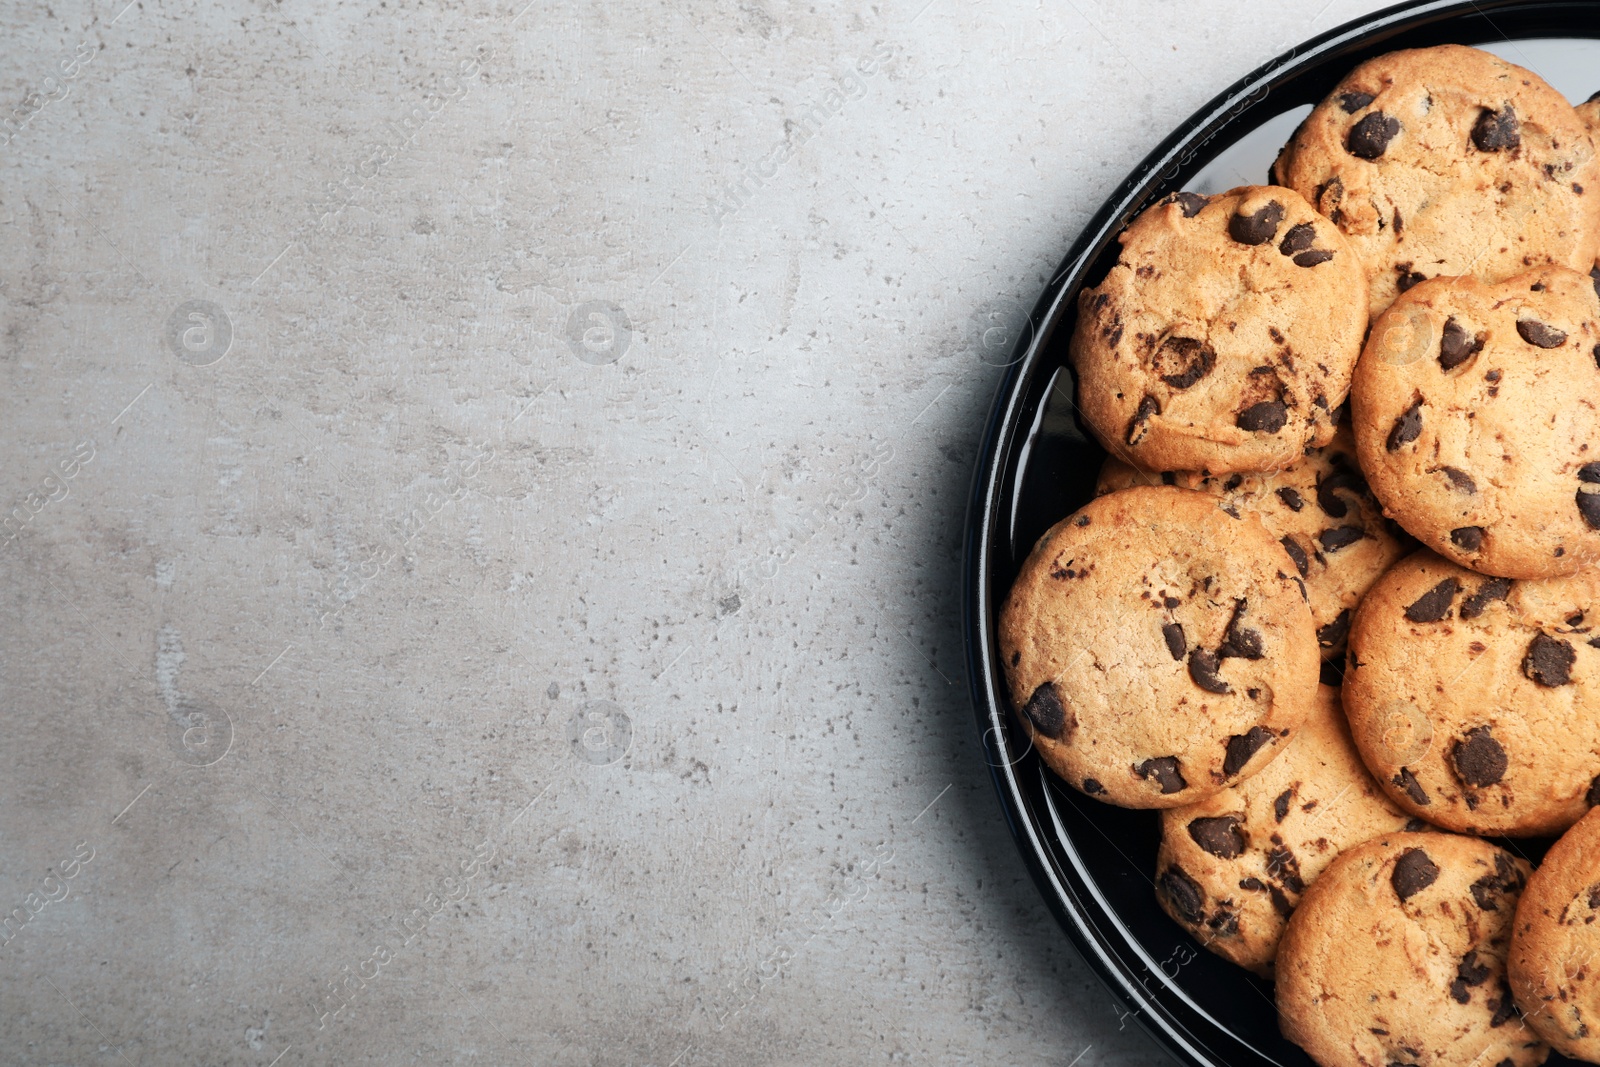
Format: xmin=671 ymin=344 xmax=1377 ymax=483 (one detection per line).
xmin=0 ymin=1 xmax=1398 ymax=1063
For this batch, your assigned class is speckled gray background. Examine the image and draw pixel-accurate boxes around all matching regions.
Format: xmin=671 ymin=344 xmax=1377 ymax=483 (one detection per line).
xmin=0 ymin=1 xmax=1403 ymax=1063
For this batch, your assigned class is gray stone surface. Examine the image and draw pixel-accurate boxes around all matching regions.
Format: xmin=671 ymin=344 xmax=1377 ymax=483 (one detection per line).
xmin=0 ymin=1 xmax=1395 ymax=1063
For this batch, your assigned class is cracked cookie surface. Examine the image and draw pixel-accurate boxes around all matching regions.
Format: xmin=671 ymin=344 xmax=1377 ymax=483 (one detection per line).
xmin=1277 ymin=832 xmax=1545 ymax=1067
xmin=998 ymin=485 xmax=1318 ymax=809
xmin=1343 ymin=549 xmax=1600 ymax=836
xmin=1098 ymin=423 xmax=1411 ymax=663
xmin=1272 ymin=44 xmax=1600 ymax=319
xmin=1070 ymin=185 xmax=1368 ymax=474
xmin=1352 ymin=264 xmax=1600 ymax=578
xmin=1154 ymin=684 xmax=1417 ymax=977
xmin=1508 ymin=807 xmax=1600 ymax=1061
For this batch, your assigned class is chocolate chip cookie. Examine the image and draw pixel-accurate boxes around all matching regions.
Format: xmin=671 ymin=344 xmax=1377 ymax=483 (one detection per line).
xmin=1272 ymin=44 xmax=1600 ymax=319
xmin=1352 ymin=265 xmax=1600 ymax=579
xmin=999 ymin=485 xmax=1319 ymax=808
xmin=1277 ymin=832 xmax=1544 ymax=1067
xmin=1154 ymin=684 xmax=1418 ymax=976
xmin=1343 ymin=549 xmax=1600 ymax=837
xmin=1508 ymin=807 xmax=1600 ymax=1061
xmin=1070 ymin=185 xmax=1369 ymax=475
xmin=1098 ymin=423 xmax=1411 ymax=663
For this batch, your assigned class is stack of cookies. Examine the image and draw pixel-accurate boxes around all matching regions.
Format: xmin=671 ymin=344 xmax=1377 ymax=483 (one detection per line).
xmin=1000 ymin=44 xmax=1600 ymax=1067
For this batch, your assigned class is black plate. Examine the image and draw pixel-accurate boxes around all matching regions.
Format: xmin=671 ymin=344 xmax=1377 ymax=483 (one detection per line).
xmin=963 ymin=4 xmax=1600 ymax=1065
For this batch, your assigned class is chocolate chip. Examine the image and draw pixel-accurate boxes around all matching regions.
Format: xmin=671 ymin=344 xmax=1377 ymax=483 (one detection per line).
xmin=1273 ymin=223 xmax=1333 ymax=266
xmin=1229 ymin=200 xmax=1285 ymax=245
xmin=1281 ymin=536 xmax=1310 ymax=577
xmin=1127 ymin=394 xmax=1160 ymax=445
xmin=1239 ymin=877 xmax=1265 ymax=892
xmin=1159 ymin=865 xmax=1205 ymax=923
xmin=1188 ymin=815 xmax=1246 ymax=859
xmin=1580 ymin=462 xmax=1600 ymax=484
xmin=1348 ymin=111 xmax=1400 ymax=158
xmin=1319 ymin=525 xmax=1365 ymax=553
xmin=1392 ymin=767 xmax=1430 ymax=806
xmin=1223 ymin=726 xmax=1274 ymax=777
xmin=1274 ymin=788 xmax=1293 ymax=822
xmin=1237 ymin=400 xmax=1288 ymax=433
xmin=1460 ymin=577 xmax=1512 ymax=620
xmin=1451 ymin=727 xmax=1507 ymax=788
xmin=1524 ymin=632 xmax=1576 ymax=687
xmin=1277 ymin=487 xmax=1305 ymax=511
xmin=1397 ymin=269 xmax=1426 ymax=292
xmin=1338 ymin=90 xmax=1375 ymax=113
xmin=1403 ymin=817 xmax=1429 ymax=831
xmin=1450 ymin=950 xmax=1493 ymax=1003
xmin=1387 ymin=398 xmax=1423 ymax=451
xmin=1218 ymin=599 xmax=1264 ymax=661
xmin=1268 ymin=884 xmax=1295 ymax=919
xmin=1470 ymin=853 xmax=1523 ymax=910
xmin=1451 ymin=526 xmax=1485 ymax=552
xmin=1438 ymin=318 xmax=1484 ymax=370
xmin=1074 ymin=514 xmax=1091 ymax=527
xmin=1518 ymin=319 xmax=1567 ymax=348
xmin=1458 ymin=950 xmax=1491 ymax=986
xmin=1223 ymin=474 xmax=1243 ymax=491
xmin=1441 ymin=467 xmax=1476 ymax=493
xmin=1082 ymin=777 xmax=1106 ymax=795
xmin=1162 ymin=622 xmax=1186 ymax=661
xmin=1580 ymin=488 xmax=1600 ymax=530
xmin=1592 ymin=264 xmax=1600 ymax=299
xmin=1187 ymin=649 xmax=1231 ymax=694
xmin=1489 ymin=982 xmax=1520 ymax=1027
xmin=1266 ymin=844 xmax=1305 ymax=893
xmin=1323 ymin=461 xmax=1370 ymax=493
xmin=1278 ymin=222 xmax=1316 ymax=255
xmin=1163 ymin=596 xmax=1181 ymax=609
xmin=1471 ymin=105 xmax=1521 ymax=152
xmin=1157 ymin=336 xmax=1216 ymax=389
xmin=1206 ymin=909 xmax=1238 ymax=937
xmin=1316 ymin=481 xmax=1349 ymax=519
xmin=1404 ymin=578 xmax=1460 ymax=623
xmin=1317 ymin=609 xmax=1352 ymax=650
xmin=1022 ymin=682 xmax=1068 ymax=738
xmin=1391 ymin=847 xmax=1440 ymax=900
xmin=1164 ymin=191 xmax=1209 ymax=218
xmin=1218 ymin=627 xmax=1264 ymax=661
xmin=1137 ymin=756 xmax=1187 ymax=794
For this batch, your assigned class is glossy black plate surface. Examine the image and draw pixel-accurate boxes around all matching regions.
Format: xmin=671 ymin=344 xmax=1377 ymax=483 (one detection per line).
xmin=963 ymin=4 xmax=1600 ymax=1065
